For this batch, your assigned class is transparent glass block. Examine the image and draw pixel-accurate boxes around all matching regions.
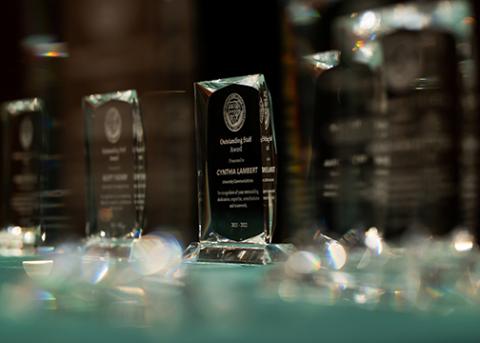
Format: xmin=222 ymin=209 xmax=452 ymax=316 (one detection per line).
xmin=291 ymin=0 xmax=478 ymax=239
xmin=83 ymin=90 xmax=146 ymax=257
xmin=1 ymin=98 xmax=46 ymax=253
xmin=186 ymin=74 xmax=293 ymax=264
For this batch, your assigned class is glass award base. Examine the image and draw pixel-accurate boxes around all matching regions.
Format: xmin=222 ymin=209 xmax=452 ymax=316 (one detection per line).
xmin=184 ymin=241 xmax=295 ymax=265
xmin=0 ymin=226 xmax=43 ymax=257
xmin=83 ymin=236 xmax=135 ymax=260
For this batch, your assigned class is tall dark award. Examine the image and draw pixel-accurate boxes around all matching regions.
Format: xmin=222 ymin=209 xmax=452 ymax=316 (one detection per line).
xmin=83 ymin=90 xmax=146 ymax=257
xmin=313 ymin=52 xmax=380 ymax=238
xmin=186 ymin=74 xmax=293 ymax=264
xmin=1 ymin=98 xmax=46 ymax=252
xmin=378 ymin=29 xmax=461 ymax=237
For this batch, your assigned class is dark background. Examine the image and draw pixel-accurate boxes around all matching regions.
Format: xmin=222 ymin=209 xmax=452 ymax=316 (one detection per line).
xmin=0 ymin=0 xmax=287 ymax=245
xmin=1 ymin=0 xmax=479 ymax=245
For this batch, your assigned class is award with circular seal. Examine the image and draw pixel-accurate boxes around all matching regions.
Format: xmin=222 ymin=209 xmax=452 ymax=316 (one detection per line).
xmin=185 ymin=74 xmax=294 ymax=264
xmin=1 ymin=98 xmax=47 ymax=253
xmin=83 ymin=90 xmax=146 ymax=257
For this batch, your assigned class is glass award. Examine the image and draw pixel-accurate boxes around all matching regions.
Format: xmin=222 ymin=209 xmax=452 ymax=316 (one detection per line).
xmin=378 ymin=28 xmax=460 ymax=237
xmin=83 ymin=90 xmax=146 ymax=257
xmin=312 ymin=51 xmax=381 ymax=238
xmin=185 ymin=74 xmax=294 ymax=264
xmin=1 ymin=98 xmax=46 ymax=253
xmin=296 ymin=1 xmax=473 ymax=242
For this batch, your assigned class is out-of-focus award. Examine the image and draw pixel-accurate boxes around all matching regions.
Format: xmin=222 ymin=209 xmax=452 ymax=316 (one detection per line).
xmin=83 ymin=90 xmax=146 ymax=257
xmin=1 ymin=98 xmax=45 ymax=253
xmin=186 ymin=74 xmax=293 ymax=264
xmin=378 ymin=29 xmax=460 ymax=237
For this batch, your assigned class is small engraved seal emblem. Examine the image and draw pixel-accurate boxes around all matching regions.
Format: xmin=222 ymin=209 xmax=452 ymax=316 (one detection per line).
xmin=104 ymin=107 xmax=122 ymax=144
xmin=19 ymin=117 xmax=34 ymax=151
xmin=223 ymin=93 xmax=246 ymax=132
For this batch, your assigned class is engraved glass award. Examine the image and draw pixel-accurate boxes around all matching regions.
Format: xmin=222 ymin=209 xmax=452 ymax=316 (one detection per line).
xmin=1 ymin=98 xmax=46 ymax=253
xmin=185 ymin=74 xmax=293 ymax=264
xmin=83 ymin=90 xmax=146 ymax=257
xmin=321 ymin=2 xmax=469 ymax=240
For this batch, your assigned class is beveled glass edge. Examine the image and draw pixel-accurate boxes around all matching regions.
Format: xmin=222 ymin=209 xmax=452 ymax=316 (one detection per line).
xmin=193 ymin=84 xmax=210 ymax=241
xmin=1 ymin=98 xmax=45 ymax=117
xmin=82 ymin=89 xmax=138 ymax=108
xmin=303 ymin=50 xmax=340 ymax=70
xmin=200 ymin=231 xmax=267 ymax=245
xmin=259 ymin=80 xmax=276 ymax=243
xmin=184 ymin=241 xmax=296 ymax=265
xmin=195 ymin=74 xmax=266 ymax=94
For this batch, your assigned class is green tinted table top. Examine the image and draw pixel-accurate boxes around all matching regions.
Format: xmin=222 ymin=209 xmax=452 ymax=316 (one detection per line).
xmin=0 ymin=255 xmax=39 ymax=283
xmin=0 ymin=258 xmax=479 ymax=343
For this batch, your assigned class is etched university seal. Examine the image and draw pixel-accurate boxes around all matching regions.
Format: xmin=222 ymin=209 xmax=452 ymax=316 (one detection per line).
xmin=19 ymin=117 xmax=34 ymax=151
xmin=104 ymin=107 xmax=122 ymax=144
xmin=223 ymin=93 xmax=246 ymax=132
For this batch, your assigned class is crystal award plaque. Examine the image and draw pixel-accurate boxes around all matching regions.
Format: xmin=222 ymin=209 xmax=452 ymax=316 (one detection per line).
xmin=185 ymin=74 xmax=294 ymax=264
xmin=1 ymin=98 xmax=46 ymax=252
xmin=83 ymin=90 xmax=146 ymax=257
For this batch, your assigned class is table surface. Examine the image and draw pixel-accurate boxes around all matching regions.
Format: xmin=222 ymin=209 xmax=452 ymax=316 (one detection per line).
xmin=0 ymin=256 xmax=479 ymax=343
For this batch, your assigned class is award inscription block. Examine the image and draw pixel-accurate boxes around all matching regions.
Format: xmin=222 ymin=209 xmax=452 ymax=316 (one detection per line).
xmin=83 ymin=90 xmax=146 ymax=255
xmin=186 ymin=74 xmax=293 ymax=264
xmin=1 ymin=98 xmax=45 ymax=250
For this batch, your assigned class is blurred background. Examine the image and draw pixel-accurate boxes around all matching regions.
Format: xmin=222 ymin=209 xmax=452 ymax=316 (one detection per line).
xmin=0 ymin=0 xmax=285 ymax=246
xmin=0 ymin=0 xmax=479 ymax=247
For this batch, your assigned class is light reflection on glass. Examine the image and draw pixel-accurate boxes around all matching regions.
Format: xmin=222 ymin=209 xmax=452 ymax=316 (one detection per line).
xmin=278 ymin=281 xmax=299 ymax=301
xmin=23 ymin=260 xmax=54 ymax=280
xmin=452 ymin=230 xmax=475 ymax=252
xmin=35 ymin=289 xmax=56 ymax=301
xmin=354 ymin=292 xmax=367 ymax=304
xmin=81 ymin=256 xmax=110 ymax=284
xmin=364 ymin=227 xmax=383 ymax=255
xmin=130 ymin=232 xmax=183 ymax=276
xmin=287 ymin=2 xmax=321 ymax=25
xmin=44 ymin=244 xmax=82 ymax=285
xmin=331 ymin=271 xmax=354 ymax=291
xmin=10 ymin=226 xmax=22 ymax=236
xmin=354 ymin=286 xmax=384 ymax=306
xmin=390 ymin=4 xmax=431 ymax=30
xmin=303 ymin=50 xmax=340 ymax=77
xmin=326 ymin=241 xmax=347 ymax=270
xmin=285 ymin=251 xmax=321 ymax=276
xmin=35 ymin=290 xmax=57 ymax=310
xmin=115 ymin=286 xmax=146 ymax=297
xmin=336 ymin=0 xmax=473 ymax=70
xmin=24 ymin=231 xmax=36 ymax=245
xmin=356 ymin=42 xmax=376 ymax=63
xmin=353 ymin=11 xmax=381 ymax=36
xmin=32 ymin=42 xmax=69 ymax=58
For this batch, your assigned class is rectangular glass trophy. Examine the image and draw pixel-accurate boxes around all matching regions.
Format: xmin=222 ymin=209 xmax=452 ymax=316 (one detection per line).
xmin=1 ymin=98 xmax=46 ymax=253
xmin=83 ymin=90 xmax=146 ymax=257
xmin=186 ymin=74 xmax=294 ymax=264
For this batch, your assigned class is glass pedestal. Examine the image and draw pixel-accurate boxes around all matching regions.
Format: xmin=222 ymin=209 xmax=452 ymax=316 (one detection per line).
xmin=185 ymin=241 xmax=295 ymax=265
